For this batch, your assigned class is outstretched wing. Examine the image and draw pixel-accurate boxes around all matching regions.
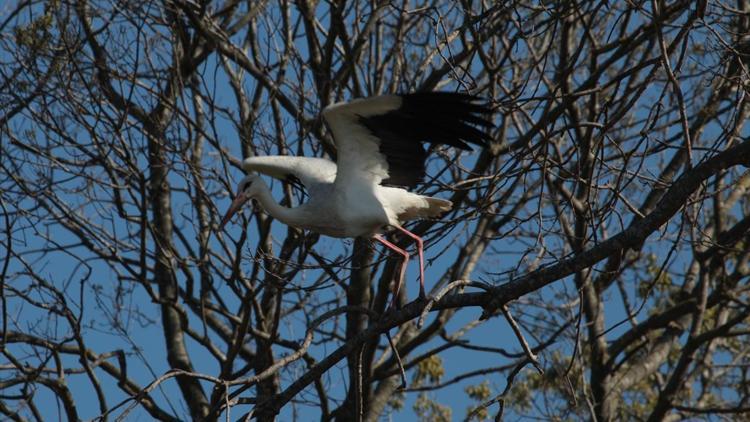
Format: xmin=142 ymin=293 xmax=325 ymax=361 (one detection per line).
xmin=243 ymin=156 xmax=337 ymax=197
xmin=322 ymin=92 xmax=493 ymax=188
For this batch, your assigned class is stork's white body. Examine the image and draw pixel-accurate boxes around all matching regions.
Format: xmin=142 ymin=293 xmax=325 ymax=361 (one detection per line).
xmin=243 ymin=156 xmax=447 ymax=238
xmin=221 ymin=92 xmax=492 ymax=303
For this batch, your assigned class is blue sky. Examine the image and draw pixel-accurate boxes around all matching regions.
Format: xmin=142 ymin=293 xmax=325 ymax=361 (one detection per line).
xmin=3 ymin=1 xmax=741 ymax=421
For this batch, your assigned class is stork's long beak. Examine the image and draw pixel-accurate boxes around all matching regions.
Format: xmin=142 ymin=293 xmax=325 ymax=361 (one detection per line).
xmin=219 ymin=192 xmax=250 ymax=230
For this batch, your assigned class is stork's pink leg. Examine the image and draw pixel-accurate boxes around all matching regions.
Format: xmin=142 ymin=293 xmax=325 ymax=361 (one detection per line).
xmin=394 ymin=226 xmax=426 ymax=299
xmin=373 ymin=234 xmax=410 ymax=309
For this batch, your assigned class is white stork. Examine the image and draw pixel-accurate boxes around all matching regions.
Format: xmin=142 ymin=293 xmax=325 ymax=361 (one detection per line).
xmin=220 ymin=92 xmax=493 ymax=306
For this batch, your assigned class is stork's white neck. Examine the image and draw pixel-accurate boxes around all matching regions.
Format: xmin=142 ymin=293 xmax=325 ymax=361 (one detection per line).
xmin=252 ymin=180 xmax=307 ymax=229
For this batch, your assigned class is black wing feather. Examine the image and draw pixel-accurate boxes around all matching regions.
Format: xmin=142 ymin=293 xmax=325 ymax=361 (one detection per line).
xmin=358 ymin=92 xmax=493 ymax=187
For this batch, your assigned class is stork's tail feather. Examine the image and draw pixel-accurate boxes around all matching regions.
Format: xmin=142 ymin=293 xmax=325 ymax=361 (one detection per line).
xmin=424 ymin=197 xmax=452 ymax=217
xmin=395 ymin=195 xmax=453 ymax=222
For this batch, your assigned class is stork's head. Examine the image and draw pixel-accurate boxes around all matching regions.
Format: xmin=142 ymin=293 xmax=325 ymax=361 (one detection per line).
xmin=219 ymin=174 xmax=262 ymax=229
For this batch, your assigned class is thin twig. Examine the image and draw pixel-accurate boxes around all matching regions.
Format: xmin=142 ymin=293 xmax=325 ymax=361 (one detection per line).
xmin=419 ymin=280 xmax=490 ymax=328
xmin=385 ymin=331 xmax=407 ymax=389
xmin=463 ymin=359 xmax=531 ymax=422
xmin=501 ymin=304 xmax=544 ymax=375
